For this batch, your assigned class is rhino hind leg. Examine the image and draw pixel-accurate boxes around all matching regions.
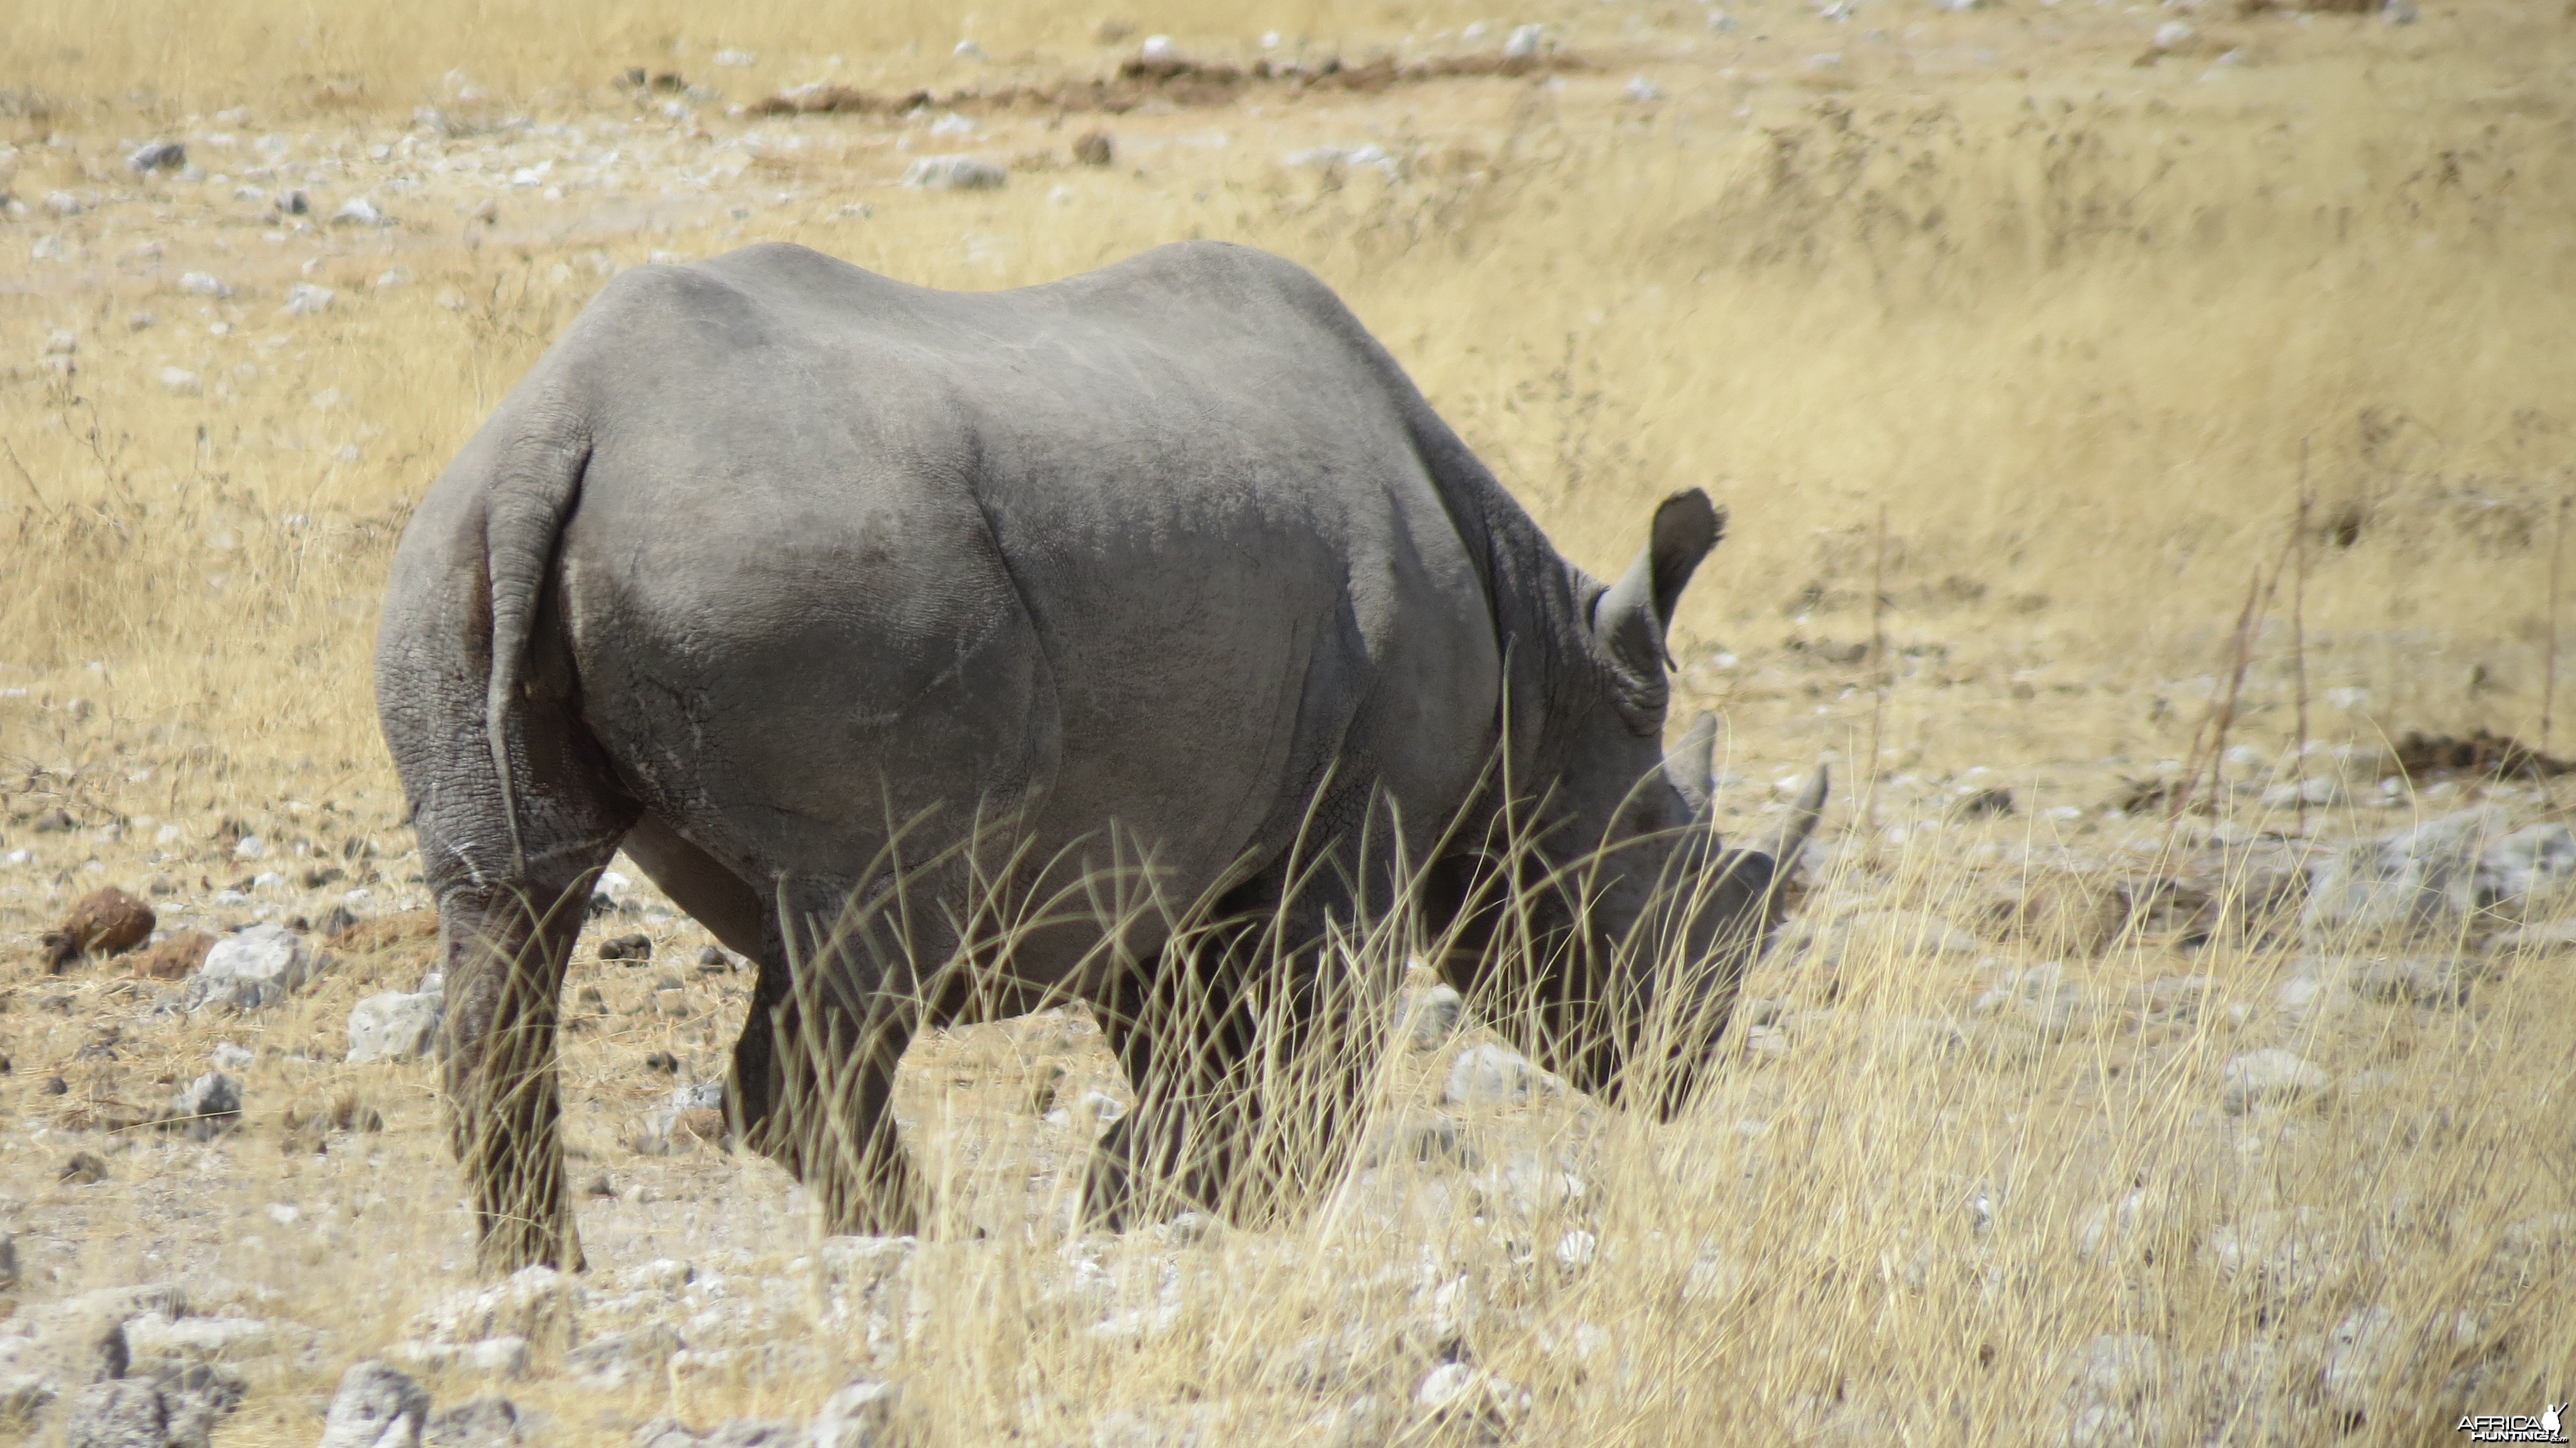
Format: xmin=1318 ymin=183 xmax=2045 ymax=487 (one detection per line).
xmin=729 ymin=880 xmax=936 ymax=1236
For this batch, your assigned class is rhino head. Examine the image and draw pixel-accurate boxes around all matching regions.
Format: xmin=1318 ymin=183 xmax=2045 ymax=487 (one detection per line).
xmin=1473 ymin=488 xmax=1827 ymax=1118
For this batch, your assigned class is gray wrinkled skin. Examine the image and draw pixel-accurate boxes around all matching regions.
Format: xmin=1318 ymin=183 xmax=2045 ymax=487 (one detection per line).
xmin=375 ymin=240 xmax=1824 ymax=1272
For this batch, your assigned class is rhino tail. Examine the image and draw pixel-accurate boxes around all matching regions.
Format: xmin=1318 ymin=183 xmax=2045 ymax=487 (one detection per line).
xmin=480 ymin=415 xmax=593 ymax=875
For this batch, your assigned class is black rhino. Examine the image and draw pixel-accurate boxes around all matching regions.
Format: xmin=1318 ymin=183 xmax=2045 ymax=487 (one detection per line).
xmin=375 ymin=240 xmax=1824 ymax=1272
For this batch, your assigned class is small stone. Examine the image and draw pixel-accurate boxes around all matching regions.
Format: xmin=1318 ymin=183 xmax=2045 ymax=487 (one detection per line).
xmin=565 ymin=1324 xmax=682 ymax=1387
xmin=284 ymin=283 xmax=336 ymax=316
xmin=2221 ymin=1049 xmax=2329 ymax=1115
xmin=171 ymin=1071 xmax=243 ymax=1123
xmin=185 ymin=924 xmax=315 ymax=1011
xmin=2153 ymin=21 xmax=2194 ymax=50
xmin=0 ymin=1374 xmax=57 ymax=1426
xmin=2303 ymin=806 xmax=2506 ymax=937
xmin=1623 ymin=75 xmax=1662 ymax=102
xmin=61 ymin=1151 xmax=110 ymax=1185
xmin=211 ymin=1042 xmax=254 ymax=1072
xmin=1444 ymin=1042 xmax=1536 ymax=1107
xmin=2382 ymin=0 xmax=2417 ymax=22
xmin=319 ymin=1362 xmax=431 ymax=1448
xmin=2481 ymin=823 xmax=2576 ymax=903
xmin=694 ymin=946 xmax=732 ymax=973
xmin=43 ymin=329 xmax=79 ymax=354
xmin=809 ymin=1379 xmax=901 ymax=1448
xmin=1072 ymin=131 xmax=1114 ymax=167
xmin=598 ymin=933 xmax=652 ymax=962
xmin=331 ymin=197 xmax=387 ymax=227
xmin=45 ymin=191 xmax=82 ymax=216
xmin=64 ymin=1378 xmax=166 ymax=1448
xmin=2320 ymin=1307 xmax=2400 ymax=1416
xmin=178 ymin=272 xmax=231 ymax=298
xmin=348 ymin=990 xmax=444 ymax=1063
xmin=127 ymin=140 xmax=187 ymax=173
xmin=1401 ymin=984 xmax=1463 ymax=1049
xmin=425 ymin=1395 xmax=521 ymax=1447
xmin=2489 ymin=918 xmax=2576 ymax=953
xmin=2353 ymin=955 xmax=2475 ymax=1007
xmin=902 ymin=157 xmax=1007 ymax=191
xmin=1139 ymin=34 xmax=1176 ymax=60
xmin=1502 ymin=24 xmax=1545 ymax=59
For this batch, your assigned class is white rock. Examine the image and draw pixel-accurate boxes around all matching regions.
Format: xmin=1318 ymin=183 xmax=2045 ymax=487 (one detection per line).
xmin=123 ymin=1314 xmax=274 ymax=1360
xmin=211 ymin=1042 xmax=253 ymax=1072
xmin=1139 ymin=35 xmax=1177 ymax=61
xmin=45 ymin=190 xmax=82 ymax=216
xmin=952 ymin=41 xmax=985 ymax=61
xmin=1399 ymin=984 xmax=1463 ymax=1049
xmin=901 ymin=157 xmax=1006 ymax=191
xmin=1502 ymin=24 xmax=1545 ymax=59
xmin=178 ymin=271 xmax=231 ymax=297
xmin=392 ymin=1336 xmax=528 ymax=1378
xmin=2482 ymin=823 xmax=2576 ymax=902
xmin=2320 ymin=1307 xmax=2400 ymax=1416
xmin=43 ymin=329 xmax=77 ymax=355
xmin=2221 ymin=1049 xmax=2329 ymax=1115
xmin=1553 ymin=1230 xmax=1598 ymax=1270
xmin=1444 ymin=1042 xmax=1536 ymax=1107
xmin=1623 ymin=75 xmax=1663 ymax=102
xmin=348 ymin=991 xmax=444 ymax=1064
xmin=713 ymin=48 xmax=757 ymax=66
xmin=283 ymin=283 xmax=336 ymax=316
xmin=927 ymin=113 xmax=976 ymax=137
xmin=128 ymin=140 xmax=187 ymax=173
xmin=2351 ymin=955 xmax=2475 ymax=1007
xmin=171 ymin=1072 xmax=242 ymax=1119
xmin=2382 ymin=0 xmax=2417 ymax=22
xmin=1972 ymin=960 xmax=2087 ymax=1037
xmin=319 ymin=1362 xmax=430 ymax=1448
xmin=2304 ymin=807 xmax=2507 ymax=935
xmin=158 ymin=368 xmax=204 ymax=396
xmin=2074 ymin=1190 xmax=2150 ymax=1262
xmin=2206 ymin=1208 xmax=2333 ymax=1295
xmin=233 ymin=834 xmax=267 ymax=860
xmin=808 ymin=1379 xmax=902 ymax=1448
xmin=331 ymin=197 xmax=386 ymax=227
xmin=562 ymin=1323 xmax=680 ymax=1386
xmin=185 ymin=924 xmax=314 ymax=1011
xmin=2153 ymin=21 xmax=2194 ymax=50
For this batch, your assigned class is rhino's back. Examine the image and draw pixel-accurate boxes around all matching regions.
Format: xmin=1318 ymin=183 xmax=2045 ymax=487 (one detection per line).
xmin=536 ymin=242 xmax=1502 ymax=908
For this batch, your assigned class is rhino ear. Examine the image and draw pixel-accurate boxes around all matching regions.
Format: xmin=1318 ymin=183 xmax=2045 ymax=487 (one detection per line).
xmin=1596 ymin=490 xmax=1726 ymax=676
xmin=1666 ymin=711 xmax=1718 ymax=817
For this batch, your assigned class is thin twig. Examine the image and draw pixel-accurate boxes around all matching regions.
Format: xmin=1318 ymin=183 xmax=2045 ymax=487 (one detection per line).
xmin=2545 ymin=493 xmax=2570 ymax=809
xmin=1864 ymin=503 xmax=1890 ymax=838
xmin=2292 ymin=439 xmax=2313 ymax=837
xmin=1 ymin=439 xmax=50 ymax=515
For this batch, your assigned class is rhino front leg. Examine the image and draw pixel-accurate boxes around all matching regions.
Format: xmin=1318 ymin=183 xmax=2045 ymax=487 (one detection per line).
xmin=1084 ymin=920 xmax=1375 ymax=1231
xmin=730 ymin=888 xmax=929 ymax=1236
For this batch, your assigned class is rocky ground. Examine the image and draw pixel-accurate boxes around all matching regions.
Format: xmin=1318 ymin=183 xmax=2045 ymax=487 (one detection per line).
xmin=5 ymin=3 xmax=2575 ymax=1443
xmin=4 ymin=732 xmax=2573 ymax=1444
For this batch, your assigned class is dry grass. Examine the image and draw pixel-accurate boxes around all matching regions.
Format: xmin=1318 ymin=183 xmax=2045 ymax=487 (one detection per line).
xmin=4 ymin=0 xmax=2576 ymax=1443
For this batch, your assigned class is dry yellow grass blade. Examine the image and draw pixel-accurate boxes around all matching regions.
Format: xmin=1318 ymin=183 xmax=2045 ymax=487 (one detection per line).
xmin=3 ymin=1 xmax=2574 ymax=1444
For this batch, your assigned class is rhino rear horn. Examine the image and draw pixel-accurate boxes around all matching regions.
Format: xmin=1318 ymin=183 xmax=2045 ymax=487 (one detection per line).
xmin=1597 ymin=490 xmax=1725 ymax=675
xmin=1666 ymin=711 xmax=1718 ymax=817
xmin=1760 ymin=764 xmax=1829 ymax=869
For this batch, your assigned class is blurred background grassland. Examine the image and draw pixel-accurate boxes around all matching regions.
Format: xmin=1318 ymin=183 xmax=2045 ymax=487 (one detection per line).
xmin=3 ymin=1 xmax=2573 ymax=780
